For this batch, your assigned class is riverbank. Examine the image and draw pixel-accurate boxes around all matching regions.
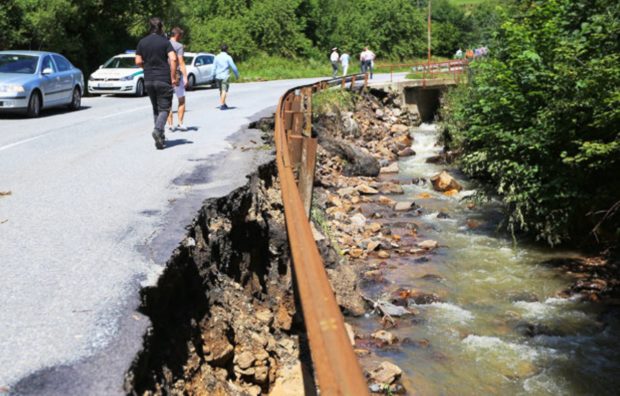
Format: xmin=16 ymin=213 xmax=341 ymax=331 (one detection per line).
xmin=310 ymin=87 xmax=620 ymax=395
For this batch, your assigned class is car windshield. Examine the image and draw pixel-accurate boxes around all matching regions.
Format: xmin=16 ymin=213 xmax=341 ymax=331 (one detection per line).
xmin=0 ymin=54 xmax=39 ymax=74
xmin=103 ymin=56 xmax=138 ymax=69
xmin=184 ymin=56 xmax=194 ymax=65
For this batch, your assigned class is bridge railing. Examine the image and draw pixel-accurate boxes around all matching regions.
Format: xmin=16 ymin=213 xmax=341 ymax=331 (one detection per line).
xmin=388 ymin=59 xmax=469 ymax=84
xmin=274 ymin=73 xmax=370 ymax=395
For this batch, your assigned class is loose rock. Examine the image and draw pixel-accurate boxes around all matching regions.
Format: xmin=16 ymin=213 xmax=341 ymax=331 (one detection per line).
xmin=430 ymin=171 xmax=462 ymax=192
xmin=367 ymin=361 xmax=403 ymax=385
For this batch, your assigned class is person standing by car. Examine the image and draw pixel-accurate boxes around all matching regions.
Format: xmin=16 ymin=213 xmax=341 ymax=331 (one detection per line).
xmin=208 ymin=44 xmax=239 ymax=110
xmin=135 ymin=17 xmax=178 ymax=150
xmin=167 ymin=26 xmax=188 ymax=132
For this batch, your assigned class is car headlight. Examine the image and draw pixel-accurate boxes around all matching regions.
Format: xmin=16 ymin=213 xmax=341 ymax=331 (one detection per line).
xmin=120 ymin=75 xmax=134 ymax=81
xmin=88 ymin=75 xmax=97 ymax=81
xmin=0 ymin=84 xmax=25 ymax=93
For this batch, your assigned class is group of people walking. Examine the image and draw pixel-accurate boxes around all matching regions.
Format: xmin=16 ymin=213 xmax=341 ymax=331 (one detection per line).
xmin=135 ymin=17 xmax=239 ymax=150
xmin=330 ymin=46 xmax=376 ymax=79
xmin=454 ymin=46 xmax=489 ymax=60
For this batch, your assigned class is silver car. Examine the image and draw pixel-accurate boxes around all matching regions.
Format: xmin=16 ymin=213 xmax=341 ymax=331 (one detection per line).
xmin=0 ymin=50 xmax=84 ymax=117
xmin=184 ymin=52 xmax=215 ymax=90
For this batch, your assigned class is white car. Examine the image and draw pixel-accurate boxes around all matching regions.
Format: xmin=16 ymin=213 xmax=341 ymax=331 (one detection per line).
xmin=184 ymin=52 xmax=215 ymax=90
xmin=88 ymin=52 xmax=145 ymax=96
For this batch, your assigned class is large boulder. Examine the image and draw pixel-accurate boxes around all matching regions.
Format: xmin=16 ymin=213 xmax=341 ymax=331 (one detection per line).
xmin=430 ymin=171 xmax=462 ymax=192
xmin=318 ymin=135 xmax=380 ymax=177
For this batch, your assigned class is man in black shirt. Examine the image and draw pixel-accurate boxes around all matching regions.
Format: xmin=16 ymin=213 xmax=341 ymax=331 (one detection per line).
xmin=135 ymin=17 xmax=178 ymax=150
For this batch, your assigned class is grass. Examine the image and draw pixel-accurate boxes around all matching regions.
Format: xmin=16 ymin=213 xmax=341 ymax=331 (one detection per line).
xmin=449 ymin=0 xmax=488 ymax=5
xmin=236 ymin=54 xmax=327 ymax=82
xmin=235 ymin=54 xmax=451 ymax=83
xmin=313 ymin=89 xmax=356 ymax=114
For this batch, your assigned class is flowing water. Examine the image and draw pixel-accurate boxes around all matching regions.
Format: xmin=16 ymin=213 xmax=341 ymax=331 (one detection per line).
xmin=353 ymin=124 xmax=620 ymax=395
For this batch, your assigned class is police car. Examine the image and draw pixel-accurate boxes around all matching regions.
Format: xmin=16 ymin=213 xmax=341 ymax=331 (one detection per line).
xmin=88 ymin=51 xmax=145 ymax=96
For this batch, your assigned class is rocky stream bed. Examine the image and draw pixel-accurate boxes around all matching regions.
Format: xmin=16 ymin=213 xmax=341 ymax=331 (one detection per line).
xmin=124 ymin=87 xmax=620 ymax=395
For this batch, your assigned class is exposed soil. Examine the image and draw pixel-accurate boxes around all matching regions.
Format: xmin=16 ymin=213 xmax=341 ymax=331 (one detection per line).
xmin=124 ymin=162 xmax=312 ymax=396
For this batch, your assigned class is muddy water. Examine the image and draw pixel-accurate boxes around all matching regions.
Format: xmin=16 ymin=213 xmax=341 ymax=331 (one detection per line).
xmin=354 ymin=124 xmax=620 ymax=395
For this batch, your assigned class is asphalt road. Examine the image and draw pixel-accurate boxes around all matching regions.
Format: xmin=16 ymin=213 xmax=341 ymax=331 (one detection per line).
xmin=0 ymin=74 xmax=399 ymax=395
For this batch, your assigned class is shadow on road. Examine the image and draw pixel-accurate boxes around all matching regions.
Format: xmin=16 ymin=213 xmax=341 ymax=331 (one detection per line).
xmin=0 ymin=106 xmax=92 ymax=120
xmin=165 ymin=139 xmax=193 ymax=149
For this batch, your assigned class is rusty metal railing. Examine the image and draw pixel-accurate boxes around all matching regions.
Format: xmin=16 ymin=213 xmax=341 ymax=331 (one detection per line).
xmin=274 ymin=73 xmax=370 ymax=395
xmin=388 ymin=59 xmax=469 ymax=84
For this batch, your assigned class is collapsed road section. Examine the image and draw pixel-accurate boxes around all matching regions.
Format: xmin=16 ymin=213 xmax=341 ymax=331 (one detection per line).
xmin=124 ymin=162 xmax=312 ymax=395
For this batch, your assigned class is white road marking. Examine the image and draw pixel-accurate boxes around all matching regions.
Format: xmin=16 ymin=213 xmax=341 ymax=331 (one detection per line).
xmin=0 ymin=133 xmax=51 ymax=152
xmin=98 ymin=105 xmax=151 ymax=120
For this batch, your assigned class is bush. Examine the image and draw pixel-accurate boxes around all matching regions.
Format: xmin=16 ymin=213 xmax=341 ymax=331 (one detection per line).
xmin=441 ymin=0 xmax=620 ymax=246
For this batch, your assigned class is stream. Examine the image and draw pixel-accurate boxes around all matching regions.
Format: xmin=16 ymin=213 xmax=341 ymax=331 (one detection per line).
xmin=353 ymin=123 xmax=620 ymax=395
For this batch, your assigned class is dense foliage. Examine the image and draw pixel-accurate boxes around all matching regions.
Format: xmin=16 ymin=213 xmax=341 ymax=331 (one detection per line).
xmin=0 ymin=0 xmax=496 ymax=75
xmin=442 ymin=0 xmax=620 ymax=246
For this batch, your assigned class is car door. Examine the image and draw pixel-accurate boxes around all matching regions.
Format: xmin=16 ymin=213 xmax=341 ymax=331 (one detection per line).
xmin=52 ymin=54 xmax=74 ymax=104
xmin=193 ymin=56 xmax=204 ymax=84
xmin=39 ymin=55 xmax=61 ymax=106
xmin=204 ymin=55 xmax=215 ymax=83
xmin=196 ymin=56 xmax=211 ymax=84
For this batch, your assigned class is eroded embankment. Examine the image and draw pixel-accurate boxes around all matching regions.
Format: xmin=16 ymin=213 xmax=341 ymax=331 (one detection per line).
xmin=124 ymin=162 xmax=311 ymax=395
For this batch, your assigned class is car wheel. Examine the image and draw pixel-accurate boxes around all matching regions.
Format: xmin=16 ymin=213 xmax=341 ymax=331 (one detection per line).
xmin=68 ymin=86 xmax=81 ymax=110
xmin=187 ymin=74 xmax=195 ymax=91
xmin=135 ymin=79 xmax=145 ymax=97
xmin=27 ymin=91 xmax=42 ymax=118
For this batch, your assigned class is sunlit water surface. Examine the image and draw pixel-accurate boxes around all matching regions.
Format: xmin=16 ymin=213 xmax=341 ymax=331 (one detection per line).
xmin=352 ymin=124 xmax=620 ymax=396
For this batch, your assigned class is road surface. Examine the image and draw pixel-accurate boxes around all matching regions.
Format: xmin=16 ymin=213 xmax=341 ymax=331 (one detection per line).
xmin=0 ymin=74 xmax=399 ymax=395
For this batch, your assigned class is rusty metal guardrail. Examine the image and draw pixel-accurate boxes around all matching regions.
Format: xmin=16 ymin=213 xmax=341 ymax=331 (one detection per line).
xmin=274 ymin=73 xmax=370 ymax=395
xmin=388 ymin=59 xmax=469 ymax=85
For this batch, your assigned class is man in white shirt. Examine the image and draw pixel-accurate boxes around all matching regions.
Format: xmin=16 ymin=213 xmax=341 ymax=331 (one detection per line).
xmin=330 ymin=47 xmax=339 ymax=78
xmin=360 ymin=47 xmax=375 ymax=78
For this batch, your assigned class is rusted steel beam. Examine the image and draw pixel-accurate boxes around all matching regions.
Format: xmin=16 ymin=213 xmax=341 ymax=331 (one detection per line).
xmin=298 ymin=136 xmax=318 ymax=217
xmin=274 ymin=80 xmax=370 ymax=395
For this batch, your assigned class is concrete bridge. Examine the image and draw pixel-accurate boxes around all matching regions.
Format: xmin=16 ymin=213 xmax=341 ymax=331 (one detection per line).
xmin=371 ymin=78 xmax=459 ymax=122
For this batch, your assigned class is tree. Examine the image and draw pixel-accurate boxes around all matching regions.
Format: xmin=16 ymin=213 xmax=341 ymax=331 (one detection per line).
xmin=442 ymin=0 xmax=620 ymax=246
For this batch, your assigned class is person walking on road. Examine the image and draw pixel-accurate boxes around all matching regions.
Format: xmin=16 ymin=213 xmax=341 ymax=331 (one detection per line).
xmin=340 ymin=50 xmax=350 ymax=76
xmin=136 ymin=17 xmax=178 ymax=150
xmin=330 ymin=47 xmax=339 ymax=78
xmin=208 ymin=44 xmax=239 ymax=110
xmin=167 ymin=26 xmax=189 ymax=132
xmin=360 ymin=47 xmax=375 ymax=79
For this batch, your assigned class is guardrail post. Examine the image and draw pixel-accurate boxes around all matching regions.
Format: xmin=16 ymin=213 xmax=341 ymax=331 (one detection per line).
xmin=363 ymin=73 xmax=368 ymax=90
xmin=299 ymin=87 xmax=316 ymax=217
xmin=286 ymin=92 xmax=304 ymax=173
xmin=341 ymin=77 xmax=346 ymax=89
xmin=350 ymin=75 xmax=356 ymax=90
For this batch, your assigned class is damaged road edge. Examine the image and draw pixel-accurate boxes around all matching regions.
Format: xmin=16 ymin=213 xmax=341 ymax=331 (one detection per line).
xmin=123 ymin=162 xmax=312 ymax=395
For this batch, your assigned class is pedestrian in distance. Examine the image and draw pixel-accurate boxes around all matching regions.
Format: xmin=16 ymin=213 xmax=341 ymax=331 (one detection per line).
xmin=208 ymin=44 xmax=239 ymax=110
xmin=455 ymin=48 xmax=463 ymax=59
xmin=360 ymin=46 xmax=375 ymax=79
xmin=135 ymin=17 xmax=178 ymax=150
xmin=340 ymin=50 xmax=350 ymax=76
xmin=167 ymin=26 xmax=189 ymax=132
xmin=330 ymin=47 xmax=339 ymax=78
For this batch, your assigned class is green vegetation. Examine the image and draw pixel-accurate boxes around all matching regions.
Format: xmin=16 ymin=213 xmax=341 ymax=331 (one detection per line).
xmin=0 ymin=0 xmax=493 ymax=79
xmin=441 ymin=0 xmax=620 ymax=246
xmin=313 ymin=89 xmax=356 ymax=114
xmin=449 ymin=0 xmax=488 ymax=6
xmin=237 ymin=55 xmax=326 ymax=82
